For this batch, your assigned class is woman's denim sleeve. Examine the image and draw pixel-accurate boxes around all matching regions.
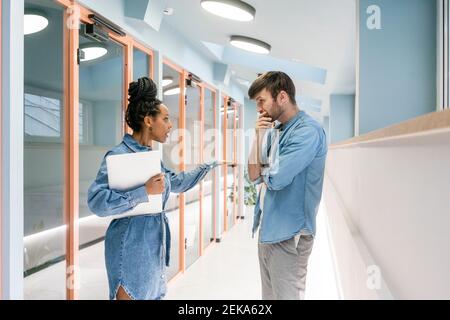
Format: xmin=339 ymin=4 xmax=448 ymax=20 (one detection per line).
xmin=87 ymin=157 xmax=149 ymax=217
xmin=165 ymin=160 xmax=218 ymax=194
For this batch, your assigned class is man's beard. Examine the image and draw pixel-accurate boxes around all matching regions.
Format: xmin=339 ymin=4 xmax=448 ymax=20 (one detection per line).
xmin=271 ymin=102 xmax=283 ymax=121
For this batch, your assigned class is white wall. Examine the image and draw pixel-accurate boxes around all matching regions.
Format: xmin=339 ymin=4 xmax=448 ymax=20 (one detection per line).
xmin=324 ymin=128 xmax=450 ymax=299
xmin=2 ymin=0 xmax=25 ymax=299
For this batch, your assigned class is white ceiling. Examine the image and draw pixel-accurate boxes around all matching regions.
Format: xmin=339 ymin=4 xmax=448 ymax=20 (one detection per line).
xmin=162 ymin=0 xmax=357 ymax=116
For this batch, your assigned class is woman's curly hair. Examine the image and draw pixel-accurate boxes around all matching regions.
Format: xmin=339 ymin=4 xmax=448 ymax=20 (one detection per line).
xmin=125 ymin=77 xmax=162 ymax=132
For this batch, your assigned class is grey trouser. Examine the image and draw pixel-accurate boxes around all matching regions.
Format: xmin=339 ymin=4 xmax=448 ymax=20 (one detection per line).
xmin=258 ymin=234 xmax=315 ymax=300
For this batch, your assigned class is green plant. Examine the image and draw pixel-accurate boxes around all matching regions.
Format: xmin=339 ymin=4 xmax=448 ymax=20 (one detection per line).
xmin=244 ymin=171 xmax=257 ymax=206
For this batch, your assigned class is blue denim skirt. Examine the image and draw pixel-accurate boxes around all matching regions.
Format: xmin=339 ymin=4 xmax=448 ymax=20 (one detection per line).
xmin=104 ymin=213 xmax=171 ymax=300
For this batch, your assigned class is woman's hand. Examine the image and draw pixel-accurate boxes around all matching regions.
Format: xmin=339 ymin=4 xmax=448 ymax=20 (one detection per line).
xmin=145 ymin=173 xmax=165 ymax=195
xmin=204 ymin=160 xmax=225 ymax=169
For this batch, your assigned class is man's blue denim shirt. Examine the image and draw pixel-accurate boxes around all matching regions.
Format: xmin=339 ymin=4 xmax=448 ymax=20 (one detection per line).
xmin=252 ymin=110 xmax=328 ymax=243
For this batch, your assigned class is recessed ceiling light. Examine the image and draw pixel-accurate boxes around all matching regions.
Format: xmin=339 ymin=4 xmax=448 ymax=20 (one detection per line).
xmin=80 ymin=44 xmax=108 ymax=62
xmin=236 ymin=78 xmax=250 ymax=87
xmin=164 ymin=86 xmax=181 ymax=96
xmin=24 ymin=10 xmax=49 ymax=35
xmin=220 ymin=106 xmax=235 ymax=114
xmin=200 ymin=0 xmax=255 ymax=22
xmin=163 ymin=76 xmax=174 ymax=87
xmin=229 ymin=35 xmax=271 ymax=54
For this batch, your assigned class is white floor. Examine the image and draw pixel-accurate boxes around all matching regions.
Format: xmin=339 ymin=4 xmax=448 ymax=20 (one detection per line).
xmin=166 ymin=201 xmax=340 ymax=300
xmin=24 ymin=202 xmax=339 ymax=300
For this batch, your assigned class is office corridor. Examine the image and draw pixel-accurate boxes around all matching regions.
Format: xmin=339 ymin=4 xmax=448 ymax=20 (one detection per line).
xmin=2 ymin=0 xmax=450 ymax=301
xmin=167 ymin=202 xmax=339 ymax=300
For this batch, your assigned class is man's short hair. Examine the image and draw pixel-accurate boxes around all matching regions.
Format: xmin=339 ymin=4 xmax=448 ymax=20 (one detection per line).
xmin=248 ymin=71 xmax=297 ymax=105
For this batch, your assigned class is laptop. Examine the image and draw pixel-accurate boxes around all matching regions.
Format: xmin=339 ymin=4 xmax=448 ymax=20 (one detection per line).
xmin=106 ymin=150 xmax=163 ymax=218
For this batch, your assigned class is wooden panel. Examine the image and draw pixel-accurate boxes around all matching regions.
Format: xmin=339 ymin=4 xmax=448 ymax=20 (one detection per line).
xmin=64 ymin=4 xmax=80 ymax=300
xmin=124 ymin=39 xmax=133 ymax=134
xmin=212 ymin=91 xmax=217 ymax=241
xmin=222 ymin=96 xmax=228 ymax=232
xmin=0 ymin=0 xmax=3 ymax=300
xmin=233 ymin=103 xmax=237 ymax=223
xmin=163 ymin=58 xmax=184 ymax=74
xmin=199 ymin=86 xmax=205 ymax=256
xmin=179 ymin=70 xmax=187 ymax=272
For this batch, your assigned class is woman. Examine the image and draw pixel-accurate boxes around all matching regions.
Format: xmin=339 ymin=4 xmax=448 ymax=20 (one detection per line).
xmin=87 ymin=77 xmax=218 ymax=300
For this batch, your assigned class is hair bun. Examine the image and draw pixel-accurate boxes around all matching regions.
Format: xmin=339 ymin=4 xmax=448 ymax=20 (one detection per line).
xmin=128 ymin=77 xmax=157 ymax=104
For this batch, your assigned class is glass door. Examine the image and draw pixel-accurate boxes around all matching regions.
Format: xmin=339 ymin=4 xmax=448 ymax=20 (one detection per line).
xmin=226 ymin=100 xmax=236 ymax=230
xmin=202 ymin=87 xmax=216 ymax=250
xmin=162 ymin=62 xmax=183 ymax=279
xmin=220 ymin=96 xmax=228 ymax=232
xmin=133 ymin=46 xmax=152 ymax=81
xmin=232 ymin=102 xmax=240 ymax=220
xmin=78 ymin=23 xmax=125 ymax=300
xmin=184 ymin=81 xmax=202 ymax=268
xmin=23 ymin=0 xmax=67 ymax=300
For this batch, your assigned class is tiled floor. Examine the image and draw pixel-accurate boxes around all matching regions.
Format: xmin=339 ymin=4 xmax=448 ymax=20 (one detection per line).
xmin=166 ymin=201 xmax=340 ymax=300
xmin=24 ymin=202 xmax=339 ymax=300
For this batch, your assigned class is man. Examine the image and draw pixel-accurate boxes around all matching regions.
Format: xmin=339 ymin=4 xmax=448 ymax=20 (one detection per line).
xmin=247 ymin=71 xmax=328 ymax=300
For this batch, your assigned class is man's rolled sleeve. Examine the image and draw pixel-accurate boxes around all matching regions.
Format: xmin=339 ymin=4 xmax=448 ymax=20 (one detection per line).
xmin=261 ymin=126 xmax=320 ymax=191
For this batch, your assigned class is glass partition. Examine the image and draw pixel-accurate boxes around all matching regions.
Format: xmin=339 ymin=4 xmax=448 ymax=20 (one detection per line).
xmin=162 ymin=63 xmax=182 ymax=279
xmin=202 ymin=88 xmax=216 ymax=249
xmin=133 ymin=47 xmax=151 ymax=81
xmin=233 ymin=102 xmax=240 ymax=220
xmin=220 ymin=97 xmax=228 ymax=232
xmin=184 ymin=84 xmax=201 ymax=268
xmin=78 ymin=23 xmax=124 ymax=299
xmin=226 ymin=102 xmax=236 ymax=230
xmin=23 ymin=0 xmax=66 ymax=300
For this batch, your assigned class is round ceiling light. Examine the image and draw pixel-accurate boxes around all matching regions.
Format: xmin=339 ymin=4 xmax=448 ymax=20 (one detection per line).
xmin=80 ymin=44 xmax=108 ymax=62
xmin=236 ymin=77 xmax=250 ymax=87
xmin=164 ymin=86 xmax=181 ymax=96
xmin=229 ymin=35 xmax=271 ymax=54
xmin=200 ymin=0 xmax=255 ymax=22
xmin=24 ymin=10 xmax=49 ymax=35
xmin=162 ymin=77 xmax=174 ymax=87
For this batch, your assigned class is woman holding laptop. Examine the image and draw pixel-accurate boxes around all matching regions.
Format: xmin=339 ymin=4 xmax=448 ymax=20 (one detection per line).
xmin=87 ymin=77 xmax=219 ymax=300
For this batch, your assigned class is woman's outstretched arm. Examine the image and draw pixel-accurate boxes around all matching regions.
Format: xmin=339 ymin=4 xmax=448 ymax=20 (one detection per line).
xmin=165 ymin=160 xmax=220 ymax=194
